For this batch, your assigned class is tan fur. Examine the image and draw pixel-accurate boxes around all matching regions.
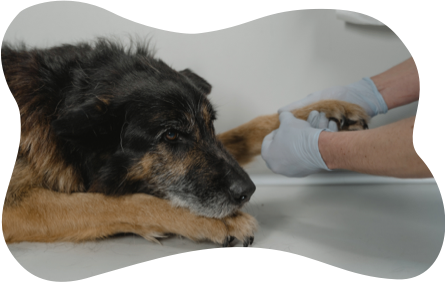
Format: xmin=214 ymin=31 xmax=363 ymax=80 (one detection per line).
xmin=19 ymin=122 xmax=85 ymax=194
xmin=3 ymin=188 xmax=256 ymax=244
xmin=201 ymin=101 xmax=213 ymax=132
xmin=218 ymin=100 xmax=369 ymax=165
xmin=4 ymin=99 xmax=366 ymax=244
xmin=127 ymin=153 xmax=155 ymax=181
xmin=5 ymin=54 xmax=85 ymax=197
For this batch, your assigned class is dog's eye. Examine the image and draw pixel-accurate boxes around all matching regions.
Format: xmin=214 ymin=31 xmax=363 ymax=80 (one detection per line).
xmin=164 ymin=130 xmax=179 ymax=142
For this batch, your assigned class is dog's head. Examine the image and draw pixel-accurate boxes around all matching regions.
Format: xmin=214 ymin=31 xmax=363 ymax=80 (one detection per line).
xmin=51 ymin=44 xmax=255 ymax=218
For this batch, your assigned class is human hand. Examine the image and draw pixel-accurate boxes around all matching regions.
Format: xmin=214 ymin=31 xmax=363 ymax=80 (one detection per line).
xmin=306 ymin=110 xmax=338 ymax=132
xmin=261 ymin=112 xmax=331 ymax=177
xmin=279 ymin=78 xmax=388 ymax=117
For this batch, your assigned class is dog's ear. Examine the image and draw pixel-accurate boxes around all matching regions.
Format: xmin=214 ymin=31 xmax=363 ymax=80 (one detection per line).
xmin=51 ymin=98 xmax=120 ymax=141
xmin=180 ymin=69 xmax=212 ymax=95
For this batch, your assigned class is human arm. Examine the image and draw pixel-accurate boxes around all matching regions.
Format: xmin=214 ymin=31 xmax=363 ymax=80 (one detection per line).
xmin=305 ymin=58 xmax=424 ymax=177
xmin=305 ymin=57 xmax=422 ymax=176
xmin=318 ymin=116 xmax=431 ymax=178
xmin=370 ymin=57 xmax=419 ymax=110
xmin=279 ymin=57 xmax=419 ymax=115
xmin=262 ymin=57 xmax=425 ymax=178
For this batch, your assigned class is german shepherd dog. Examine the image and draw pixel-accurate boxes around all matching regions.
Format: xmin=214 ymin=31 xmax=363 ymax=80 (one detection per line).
xmin=2 ymin=39 xmax=369 ymax=246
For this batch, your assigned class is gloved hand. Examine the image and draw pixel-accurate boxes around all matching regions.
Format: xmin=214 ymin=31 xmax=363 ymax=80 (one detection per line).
xmin=261 ymin=111 xmax=332 ymax=177
xmin=306 ymin=110 xmax=338 ymax=132
xmin=279 ymin=78 xmax=388 ymax=117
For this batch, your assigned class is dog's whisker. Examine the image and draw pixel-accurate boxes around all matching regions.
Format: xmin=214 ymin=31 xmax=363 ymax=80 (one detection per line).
xmin=49 ymin=99 xmax=62 ymax=116
xmin=118 ymin=166 xmax=130 ymax=188
xmin=223 ymin=169 xmax=231 ymax=179
xmin=120 ymin=122 xmax=127 ymax=152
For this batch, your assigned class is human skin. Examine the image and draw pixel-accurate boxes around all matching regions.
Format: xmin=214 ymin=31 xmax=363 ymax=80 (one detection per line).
xmin=318 ymin=58 xmax=432 ymax=178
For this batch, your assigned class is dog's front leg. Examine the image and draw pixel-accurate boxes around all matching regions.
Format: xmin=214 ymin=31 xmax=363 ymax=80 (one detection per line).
xmin=3 ymin=188 xmax=256 ymax=246
xmin=217 ymin=100 xmax=370 ymax=166
xmin=217 ymin=113 xmax=279 ymax=166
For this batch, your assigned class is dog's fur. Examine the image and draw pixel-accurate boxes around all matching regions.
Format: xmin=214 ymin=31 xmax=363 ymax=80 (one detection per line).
xmin=2 ymin=39 xmax=369 ymax=246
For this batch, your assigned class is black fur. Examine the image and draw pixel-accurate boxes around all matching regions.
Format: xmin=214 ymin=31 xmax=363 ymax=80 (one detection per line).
xmin=2 ymin=38 xmax=255 ymax=218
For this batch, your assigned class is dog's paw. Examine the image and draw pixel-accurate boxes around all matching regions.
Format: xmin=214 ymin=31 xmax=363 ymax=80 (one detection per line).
xmin=292 ymin=100 xmax=370 ymax=131
xmin=221 ymin=211 xmax=257 ymax=247
xmin=129 ymin=195 xmax=258 ymax=247
xmin=185 ymin=210 xmax=257 ymax=247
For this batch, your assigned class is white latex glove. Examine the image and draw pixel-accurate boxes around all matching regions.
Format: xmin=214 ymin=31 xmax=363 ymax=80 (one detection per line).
xmin=279 ymin=78 xmax=388 ymax=117
xmin=306 ymin=110 xmax=338 ymax=132
xmin=261 ymin=112 xmax=331 ymax=177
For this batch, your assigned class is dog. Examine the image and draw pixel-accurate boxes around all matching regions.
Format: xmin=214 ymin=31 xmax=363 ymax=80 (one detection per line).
xmin=1 ymin=38 xmax=369 ymax=246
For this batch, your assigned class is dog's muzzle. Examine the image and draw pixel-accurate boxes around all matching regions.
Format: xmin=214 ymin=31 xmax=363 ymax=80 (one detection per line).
xmin=228 ymin=178 xmax=256 ymax=205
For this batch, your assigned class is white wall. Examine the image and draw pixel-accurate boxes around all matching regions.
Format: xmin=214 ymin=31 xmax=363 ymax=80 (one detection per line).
xmin=2 ymin=2 xmax=415 ymax=174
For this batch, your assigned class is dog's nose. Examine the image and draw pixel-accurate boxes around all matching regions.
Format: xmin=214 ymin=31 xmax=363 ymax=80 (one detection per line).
xmin=229 ymin=179 xmax=256 ymax=205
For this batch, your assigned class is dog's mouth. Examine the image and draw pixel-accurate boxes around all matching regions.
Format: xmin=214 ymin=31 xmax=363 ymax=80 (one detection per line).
xmin=165 ymin=177 xmax=256 ymax=219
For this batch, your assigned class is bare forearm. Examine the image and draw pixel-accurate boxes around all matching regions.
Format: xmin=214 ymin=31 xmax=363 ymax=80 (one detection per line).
xmin=371 ymin=58 xmax=419 ymax=110
xmin=319 ymin=116 xmax=432 ymax=178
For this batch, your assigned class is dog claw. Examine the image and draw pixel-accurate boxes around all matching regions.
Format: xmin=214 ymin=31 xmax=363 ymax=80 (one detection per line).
xmin=222 ymin=238 xmax=229 ymax=247
xmin=243 ymin=236 xmax=254 ymax=247
xmin=222 ymin=236 xmax=231 ymax=247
